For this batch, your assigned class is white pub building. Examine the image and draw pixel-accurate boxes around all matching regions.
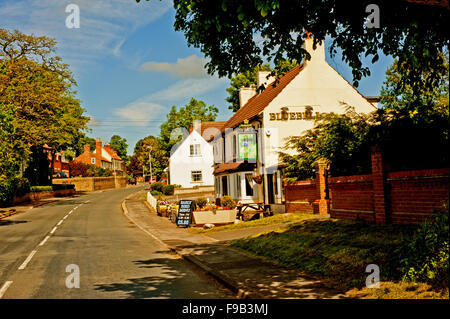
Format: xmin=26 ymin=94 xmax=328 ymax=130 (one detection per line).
xmin=210 ymin=37 xmax=378 ymax=213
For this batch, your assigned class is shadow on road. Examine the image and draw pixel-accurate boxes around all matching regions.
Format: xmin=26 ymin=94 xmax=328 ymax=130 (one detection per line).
xmin=0 ymin=219 xmax=29 ymax=227
xmin=93 ymin=256 xmax=225 ymax=299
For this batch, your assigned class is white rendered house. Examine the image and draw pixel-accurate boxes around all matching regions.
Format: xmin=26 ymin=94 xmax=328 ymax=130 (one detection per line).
xmin=169 ymin=121 xmax=225 ymax=188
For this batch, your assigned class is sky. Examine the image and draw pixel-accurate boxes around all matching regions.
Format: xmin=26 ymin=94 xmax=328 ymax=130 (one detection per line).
xmin=0 ymin=0 xmax=394 ymax=155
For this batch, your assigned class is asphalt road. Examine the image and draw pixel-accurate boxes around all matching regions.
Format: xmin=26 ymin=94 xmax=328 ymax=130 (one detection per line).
xmin=0 ymin=186 xmax=229 ymax=299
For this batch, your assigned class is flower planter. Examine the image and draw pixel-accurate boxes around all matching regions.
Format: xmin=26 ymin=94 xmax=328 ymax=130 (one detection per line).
xmin=192 ymin=209 xmax=237 ymax=227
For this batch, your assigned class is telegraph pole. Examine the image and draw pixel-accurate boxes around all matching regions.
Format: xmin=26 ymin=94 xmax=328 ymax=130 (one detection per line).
xmin=149 ymin=148 xmax=153 ymax=184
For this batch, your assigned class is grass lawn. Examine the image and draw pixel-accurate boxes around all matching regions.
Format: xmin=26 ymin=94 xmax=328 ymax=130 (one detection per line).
xmin=188 ymin=213 xmax=316 ymax=234
xmin=229 ymin=218 xmax=449 ymax=299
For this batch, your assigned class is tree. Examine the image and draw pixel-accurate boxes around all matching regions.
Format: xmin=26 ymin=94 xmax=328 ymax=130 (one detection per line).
xmin=139 ymin=0 xmax=448 ymax=104
xmin=226 ymin=59 xmax=297 ymax=112
xmin=380 ymin=50 xmax=449 ymax=116
xmin=159 ymin=97 xmax=218 ymax=151
xmin=0 ymin=29 xmax=89 ymax=183
xmin=72 ymin=136 xmax=96 ymax=157
xmin=281 ymin=110 xmax=374 ymax=181
xmin=110 ymin=134 xmax=129 ymax=163
xmin=133 ymin=135 xmax=168 ymax=180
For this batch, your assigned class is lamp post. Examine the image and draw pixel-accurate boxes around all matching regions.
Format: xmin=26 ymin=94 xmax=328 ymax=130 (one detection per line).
xmin=149 ymin=148 xmax=153 ymax=184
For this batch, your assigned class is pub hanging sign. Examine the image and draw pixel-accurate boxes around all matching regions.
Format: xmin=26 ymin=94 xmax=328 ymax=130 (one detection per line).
xmin=269 ymin=106 xmax=325 ymax=121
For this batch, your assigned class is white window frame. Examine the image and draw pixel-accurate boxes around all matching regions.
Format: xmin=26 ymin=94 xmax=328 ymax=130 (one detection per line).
xmin=191 ymin=170 xmax=203 ymax=182
xmin=91 ymin=157 xmax=96 ymax=164
xmin=190 ymin=144 xmax=201 ymax=157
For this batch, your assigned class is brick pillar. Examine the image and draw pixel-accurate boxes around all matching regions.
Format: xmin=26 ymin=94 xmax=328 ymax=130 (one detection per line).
xmin=95 ymin=138 xmax=102 ymax=168
xmin=314 ymin=159 xmax=330 ymax=215
xmin=371 ymin=145 xmax=388 ymax=224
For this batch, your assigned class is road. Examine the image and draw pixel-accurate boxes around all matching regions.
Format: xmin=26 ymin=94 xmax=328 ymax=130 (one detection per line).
xmin=0 ymin=186 xmax=229 ymax=298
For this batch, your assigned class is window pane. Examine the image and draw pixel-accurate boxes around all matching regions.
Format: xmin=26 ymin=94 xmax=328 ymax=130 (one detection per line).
xmin=191 ymin=170 xmax=202 ymax=182
xmin=245 ymin=174 xmax=254 ymax=196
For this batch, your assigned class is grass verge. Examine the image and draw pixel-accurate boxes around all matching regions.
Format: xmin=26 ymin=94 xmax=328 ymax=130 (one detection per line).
xmin=229 ymin=218 xmax=448 ymax=298
xmin=189 ymin=213 xmax=316 ymax=234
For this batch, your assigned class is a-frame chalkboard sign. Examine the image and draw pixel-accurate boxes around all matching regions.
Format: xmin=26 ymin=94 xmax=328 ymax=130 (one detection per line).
xmin=176 ymin=199 xmax=194 ymax=227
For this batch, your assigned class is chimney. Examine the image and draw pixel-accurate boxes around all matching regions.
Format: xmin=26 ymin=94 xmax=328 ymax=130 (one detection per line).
xmin=257 ymin=71 xmax=275 ymax=90
xmin=95 ymin=138 xmax=102 ymax=156
xmin=193 ymin=119 xmax=201 ymax=133
xmin=239 ymin=87 xmax=257 ymax=108
xmin=302 ymin=35 xmax=325 ymax=63
xmin=84 ymin=144 xmax=90 ymax=153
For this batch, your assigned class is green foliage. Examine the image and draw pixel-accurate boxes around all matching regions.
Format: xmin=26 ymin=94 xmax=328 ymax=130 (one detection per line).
xmin=162 ymin=184 xmax=175 ymax=196
xmin=150 ymin=181 xmax=164 ymax=193
xmin=0 ymin=103 xmax=27 ymax=180
xmin=0 ymin=29 xmax=89 ymax=182
xmin=110 ymin=134 xmax=128 ymax=163
xmin=159 ymin=98 xmax=218 ymax=152
xmin=221 ymin=196 xmax=236 ymax=209
xmin=132 ymin=135 xmax=167 ymax=180
xmin=168 ymin=0 xmax=448 ymax=97
xmin=30 ymin=184 xmax=75 ymax=192
xmin=0 ymin=176 xmax=30 ymax=205
xmin=150 ymin=190 xmax=163 ymax=197
xmin=195 ymin=196 xmax=208 ymax=208
xmin=281 ymin=109 xmax=373 ymax=180
xmin=399 ymin=206 xmax=449 ymax=287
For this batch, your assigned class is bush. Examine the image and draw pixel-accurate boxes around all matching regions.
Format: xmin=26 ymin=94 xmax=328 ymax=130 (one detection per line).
xmin=69 ymin=161 xmax=90 ymax=177
xmin=195 ymin=196 xmax=207 ymax=208
xmin=399 ymin=205 xmax=449 ymax=287
xmin=150 ymin=190 xmax=163 ymax=196
xmin=162 ymin=184 xmax=175 ymax=195
xmin=0 ymin=177 xmax=31 ymax=205
xmin=221 ymin=196 xmax=236 ymax=209
xmin=150 ymin=182 xmax=164 ymax=192
xmin=31 ymin=186 xmax=53 ymax=192
xmin=52 ymin=184 xmax=75 ymax=191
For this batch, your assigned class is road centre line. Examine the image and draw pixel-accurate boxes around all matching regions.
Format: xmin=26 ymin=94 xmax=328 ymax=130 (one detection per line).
xmin=38 ymin=236 xmax=50 ymax=247
xmin=57 ymin=220 xmax=63 ymax=226
xmin=18 ymin=250 xmax=37 ymax=270
xmin=0 ymin=281 xmax=13 ymax=298
xmin=50 ymin=227 xmax=57 ymax=234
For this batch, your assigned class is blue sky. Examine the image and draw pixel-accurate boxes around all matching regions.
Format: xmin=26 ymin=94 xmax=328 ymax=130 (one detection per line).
xmin=0 ymin=0 xmax=393 ymax=155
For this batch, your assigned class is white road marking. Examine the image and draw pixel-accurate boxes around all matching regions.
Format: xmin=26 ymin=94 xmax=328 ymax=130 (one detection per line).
xmin=18 ymin=250 xmax=37 ymax=270
xmin=50 ymin=227 xmax=57 ymax=234
xmin=57 ymin=220 xmax=63 ymax=226
xmin=63 ymin=215 xmax=69 ymax=220
xmin=0 ymin=281 xmax=13 ymax=298
xmin=38 ymin=236 xmax=50 ymax=247
xmin=68 ymin=210 xmax=73 ymax=214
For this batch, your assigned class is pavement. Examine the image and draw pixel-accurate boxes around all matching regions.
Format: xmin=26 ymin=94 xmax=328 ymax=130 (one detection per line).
xmin=123 ymin=193 xmax=348 ymax=299
xmin=0 ymin=186 xmax=230 ymax=299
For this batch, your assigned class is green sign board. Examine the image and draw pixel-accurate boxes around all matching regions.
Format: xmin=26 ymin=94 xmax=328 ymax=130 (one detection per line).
xmin=238 ymin=133 xmax=257 ymax=161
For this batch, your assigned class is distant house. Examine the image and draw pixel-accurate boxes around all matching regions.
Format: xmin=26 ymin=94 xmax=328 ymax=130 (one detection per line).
xmin=43 ymin=144 xmax=70 ymax=177
xmin=73 ymin=138 xmax=125 ymax=175
xmin=169 ymin=121 xmax=225 ymax=188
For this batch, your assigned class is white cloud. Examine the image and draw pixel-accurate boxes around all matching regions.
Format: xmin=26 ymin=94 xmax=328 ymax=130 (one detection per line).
xmin=114 ymin=101 xmax=166 ymax=127
xmin=140 ymin=55 xmax=209 ymax=78
xmin=0 ymin=0 xmax=172 ymax=72
xmin=114 ymin=77 xmax=227 ymax=125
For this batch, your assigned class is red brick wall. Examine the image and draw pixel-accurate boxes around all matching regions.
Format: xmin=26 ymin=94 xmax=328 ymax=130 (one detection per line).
xmin=284 ymin=180 xmax=318 ymax=213
xmin=284 ymin=166 xmax=448 ymax=224
xmin=328 ymin=175 xmax=375 ymax=222
xmin=387 ymin=168 xmax=449 ymax=224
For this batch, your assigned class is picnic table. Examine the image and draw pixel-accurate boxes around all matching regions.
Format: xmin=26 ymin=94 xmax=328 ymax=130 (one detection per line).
xmin=236 ymin=202 xmax=272 ymax=220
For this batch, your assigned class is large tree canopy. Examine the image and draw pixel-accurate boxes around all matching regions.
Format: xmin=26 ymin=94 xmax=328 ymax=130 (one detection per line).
xmin=0 ymin=29 xmax=89 ymax=182
xmin=139 ymin=0 xmax=448 ymax=101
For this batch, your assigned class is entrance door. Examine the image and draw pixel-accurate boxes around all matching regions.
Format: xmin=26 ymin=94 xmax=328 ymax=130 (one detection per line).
xmin=222 ymin=176 xmax=228 ymax=196
xmin=266 ymin=174 xmax=275 ymax=204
